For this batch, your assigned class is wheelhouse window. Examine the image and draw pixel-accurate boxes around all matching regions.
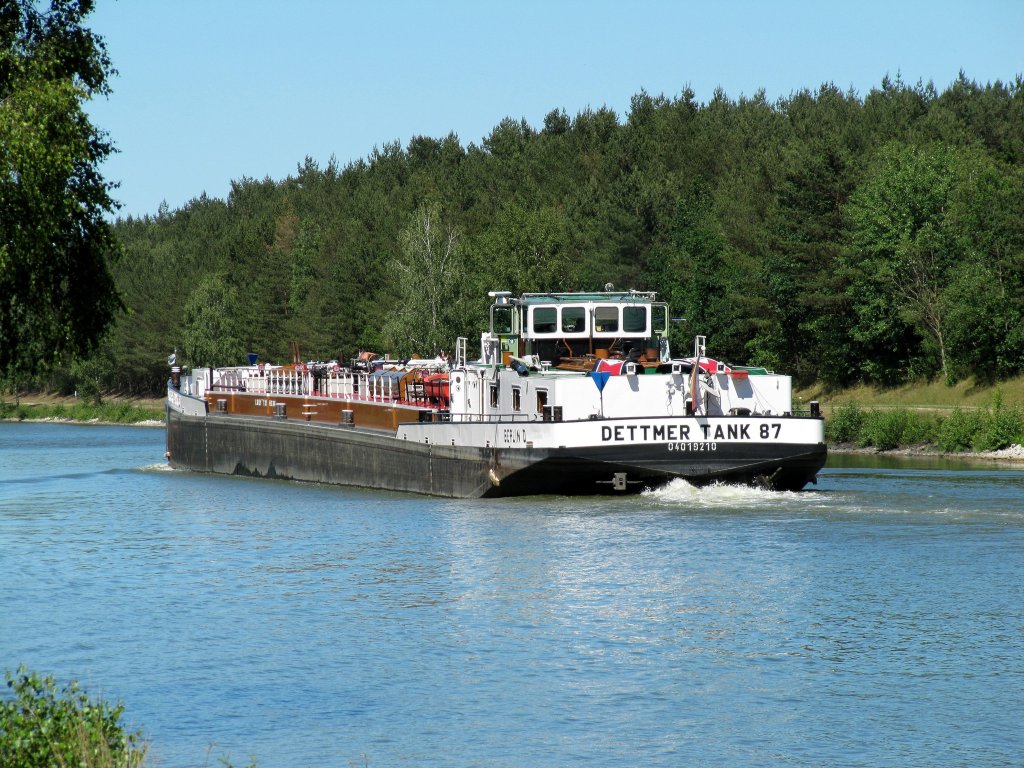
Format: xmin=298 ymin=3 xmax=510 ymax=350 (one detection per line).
xmin=536 ymin=389 xmax=548 ymax=413
xmin=512 ymin=387 xmax=521 ymax=412
xmin=489 ymin=384 xmax=499 ymax=408
xmin=531 ymin=307 xmax=557 ymax=334
xmin=561 ymin=306 xmax=586 ymax=333
xmin=594 ymin=306 xmax=619 ymax=333
xmin=491 ymin=304 xmax=514 ymax=335
xmin=623 ymin=306 xmax=647 ymax=334
xmin=653 ymin=303 xmax=668 ymax=334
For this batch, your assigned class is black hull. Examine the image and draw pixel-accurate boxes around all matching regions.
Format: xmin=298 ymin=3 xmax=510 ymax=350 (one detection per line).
xmin=493 ymin=443 xmax=827 ymax=496
xmin=166 ymin=407 xmax=826 ymax=498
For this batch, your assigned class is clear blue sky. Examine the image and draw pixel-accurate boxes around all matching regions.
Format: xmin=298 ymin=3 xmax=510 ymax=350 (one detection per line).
xmin=86 ymin=0 xmax=1024 ymax=219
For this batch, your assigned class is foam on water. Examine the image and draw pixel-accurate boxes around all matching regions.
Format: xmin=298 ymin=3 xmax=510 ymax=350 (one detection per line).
xmin=139 ymin=462 xmax=174 ymax=473
xmin=643 ymin=477 xmax=824 ymax=510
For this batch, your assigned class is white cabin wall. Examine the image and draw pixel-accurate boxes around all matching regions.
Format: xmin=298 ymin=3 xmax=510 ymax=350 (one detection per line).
xmin=449 ymin=368 xmax=485 ymax=419
xmin=452 ymin=367 xmax=795 ymax=421
xmin=527 ymin=373 xmax=686 ymax=420
xmin=189 ymin=369 xmax=207 ymax=398
xmin=717 ymin=374 xmax=792 ymax=415
xmin=749 ymin=375 xmax=792 ymax=415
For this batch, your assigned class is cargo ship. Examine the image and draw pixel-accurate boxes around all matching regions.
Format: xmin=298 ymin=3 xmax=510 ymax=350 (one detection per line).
xmin=166 ymin=290 xmax=826 ymax=497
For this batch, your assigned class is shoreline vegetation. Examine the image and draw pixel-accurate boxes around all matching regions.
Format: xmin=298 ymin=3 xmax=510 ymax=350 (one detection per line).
xmin=822 ymin=398 xmax=1024 ymax=456
xmin=0 ymin=395 xmax=164 ymax=426
xmin=4 ymin=384 xmax=1024 ymax=463
xmin=804 ymin=378 xmax=1024 ymax=460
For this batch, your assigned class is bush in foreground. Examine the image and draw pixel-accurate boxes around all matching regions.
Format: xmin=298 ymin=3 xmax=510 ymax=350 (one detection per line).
xmin=0 ymin=668 xmax=259 ymax=768
xmin=0 ymin=667 xmax=147 ymax=768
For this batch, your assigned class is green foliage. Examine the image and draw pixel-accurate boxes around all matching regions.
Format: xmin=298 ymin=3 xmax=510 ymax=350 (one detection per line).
xmin=827 ymin=402 xmax=954 ymax=451
xmin=0 ymin=666 xmax=147 ymax=768
xmin=825 ymin=393 xmax=1024 ymax=454
xmin=856 ymin=408 xmax=936 ymax=451
xmin=182 ymin=274 xmax=245 ymax=368
xmin=382 ymin=202 xmax=468 ymax=356
xmin=70 ymin=356 xmax=105 ymax=405
xmin=0 ymin=399 xmax=162 ymax=423
xmin=974 ymin=390 xmax=1024 ymax=451
xmin=0 ymin=0 xmax=122 ymax=380
xmin=24 ymin=72 xmax=1023 ymax=394
xmin=825 ymin=401 xmax=865 ymax=444
xmin=936 ymin=407 xmax=985 ymax=452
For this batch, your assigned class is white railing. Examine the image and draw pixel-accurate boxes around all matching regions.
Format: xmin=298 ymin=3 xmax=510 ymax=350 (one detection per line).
xmin=210 ymin=365 xmax=454 ymax=405
xmin=210 ymin=367 xmax=400 ymax=402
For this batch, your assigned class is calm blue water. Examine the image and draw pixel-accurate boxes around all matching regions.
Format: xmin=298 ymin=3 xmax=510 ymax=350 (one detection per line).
xmin=2 ymin=422 xmax=1023 ymax=767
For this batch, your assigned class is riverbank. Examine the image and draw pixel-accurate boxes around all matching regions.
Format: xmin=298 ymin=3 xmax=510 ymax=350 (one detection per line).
xmin=0 ymin=396 xmax=164 ymax=426
xmin=830 ymin=443 xmax=1024 ymax=464
xmin=797 ymin=375 xmax=1024 ymax=412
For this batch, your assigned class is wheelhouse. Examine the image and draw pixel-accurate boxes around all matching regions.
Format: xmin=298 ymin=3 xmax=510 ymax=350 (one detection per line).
xmin=488 ymin=290 xmax=670 ymax=367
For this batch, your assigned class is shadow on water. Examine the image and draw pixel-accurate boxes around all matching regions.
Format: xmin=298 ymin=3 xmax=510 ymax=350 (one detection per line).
xmin=1 ymin=466 xmax=137 ymax=485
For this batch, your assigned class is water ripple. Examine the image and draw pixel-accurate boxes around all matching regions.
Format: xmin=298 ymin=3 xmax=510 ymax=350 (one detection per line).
xmin=2 ymin=423 xmax=1024 ymax=767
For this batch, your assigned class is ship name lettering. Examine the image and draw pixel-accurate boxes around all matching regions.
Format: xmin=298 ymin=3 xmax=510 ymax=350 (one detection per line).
xmin=598 ymin=421 xmax=782 ymax=443
xmin=700 ymin=424 xmax=752 ymax=440
xmin=503 ymin=428 xmax=527 ymax=444
xmin=601 ymin=423 xmax=692 ymax=442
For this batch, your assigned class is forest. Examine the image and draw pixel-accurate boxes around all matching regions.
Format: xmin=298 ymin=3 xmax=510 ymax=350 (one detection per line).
xmin=34 ymin=74 xmax=1024 ymax=396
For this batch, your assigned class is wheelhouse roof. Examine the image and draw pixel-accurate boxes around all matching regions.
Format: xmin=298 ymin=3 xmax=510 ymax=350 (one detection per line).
xmin=516 ymin=291 xmax=658 ymax=304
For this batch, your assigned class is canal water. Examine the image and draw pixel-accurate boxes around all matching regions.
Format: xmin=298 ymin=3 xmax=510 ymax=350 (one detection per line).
xmin=2 ymin=422 xmax=1022 ymax=767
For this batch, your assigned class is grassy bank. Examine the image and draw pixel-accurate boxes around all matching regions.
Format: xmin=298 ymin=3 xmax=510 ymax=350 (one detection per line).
xmin=798 ymin=377 xmax=1024 ymax=453
xmin=798 ymin=375 xmax=1024 ymax=412
xmin=0 ymin=396 xmax=164 ymax=424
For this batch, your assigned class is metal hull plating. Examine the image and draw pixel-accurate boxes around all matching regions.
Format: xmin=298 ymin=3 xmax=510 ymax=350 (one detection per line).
xmin=166 ymin=405 xmax=826 ymax=498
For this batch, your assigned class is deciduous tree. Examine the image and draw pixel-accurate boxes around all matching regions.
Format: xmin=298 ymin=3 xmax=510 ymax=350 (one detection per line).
xmin=0 ymin=0 xmax=121 ymax=378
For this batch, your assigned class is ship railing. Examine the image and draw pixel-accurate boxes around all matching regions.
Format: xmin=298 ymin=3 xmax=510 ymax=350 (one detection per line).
xmin=213 ymin=365 xmax=450 ymax=406
xmin=211 ymin=367 xmax=247 ymax=392
xmin=447 ymin=412 xmax=548 ymax=424
xmin=316 ymin=369 xmax=401 ymax=403
xmin=264 ymin=369 xmax=308 ymax=396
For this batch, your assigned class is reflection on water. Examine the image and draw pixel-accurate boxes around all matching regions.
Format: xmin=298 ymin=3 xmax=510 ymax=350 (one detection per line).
xmin=2 ymin=423 xmax=1023 ymax=767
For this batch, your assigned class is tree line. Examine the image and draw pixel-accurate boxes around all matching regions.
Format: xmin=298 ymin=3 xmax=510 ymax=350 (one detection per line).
xmin=15 ymin=69 xmax=1024 ymax=396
